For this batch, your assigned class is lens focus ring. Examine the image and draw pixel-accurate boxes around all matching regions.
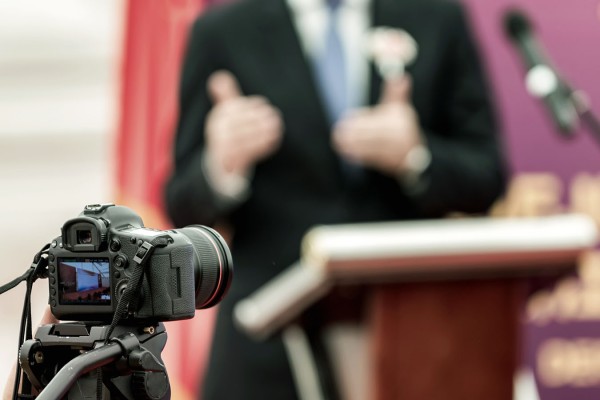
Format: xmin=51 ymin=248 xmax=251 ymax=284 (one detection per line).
xmin=176 ymin=226 xmax=233 ymax=309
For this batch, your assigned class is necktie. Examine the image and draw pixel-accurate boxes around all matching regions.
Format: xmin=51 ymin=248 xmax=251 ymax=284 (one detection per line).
xmin=314 ymin=0 xmax=347 ymax=125
xmin=313 ymin=0 xmax=364 ymax=183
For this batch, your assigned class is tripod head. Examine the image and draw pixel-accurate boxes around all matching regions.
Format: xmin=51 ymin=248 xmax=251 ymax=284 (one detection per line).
xmin=19 ymin=322 xmax=170 ymax=400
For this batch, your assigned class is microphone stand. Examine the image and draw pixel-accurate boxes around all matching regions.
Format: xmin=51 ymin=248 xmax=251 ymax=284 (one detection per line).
xmin=571 ymin=89 xmax=600 ymax=145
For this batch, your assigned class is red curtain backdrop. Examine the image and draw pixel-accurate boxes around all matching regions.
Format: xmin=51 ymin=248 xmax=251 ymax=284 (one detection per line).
xmin=117 ymin=0 xmax=202 ymax=226
xmin=116 ymin=0 xmax=214 ymax=398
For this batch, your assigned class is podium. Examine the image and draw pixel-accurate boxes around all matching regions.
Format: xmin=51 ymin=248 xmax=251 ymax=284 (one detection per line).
xmin=234 ymin=215 xmax=598 ymax=400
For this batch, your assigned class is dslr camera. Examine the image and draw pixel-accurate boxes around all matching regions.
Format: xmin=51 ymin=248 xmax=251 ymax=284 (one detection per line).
xmin=47 ymin=203 xmax=233 ymax=322
xmin=9 ymin=204 xmax=232 ymax=399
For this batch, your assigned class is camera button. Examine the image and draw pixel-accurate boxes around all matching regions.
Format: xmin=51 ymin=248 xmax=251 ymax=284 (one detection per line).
xmin=110 ymin=239 xmax=121 ymax=252
xmin=49 ymin=265 xmax=55 ymax=273
xmin=114 ymin=271 xmax=121 ymax=279
xmin=114 ymin=255 xmax=127 ymax=269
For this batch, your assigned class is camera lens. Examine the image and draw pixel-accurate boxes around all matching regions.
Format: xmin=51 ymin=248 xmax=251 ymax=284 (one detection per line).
xmin=77 ymin=230 xmax=93 ymax=244
xmin=175 ymin=226 xmax=233 ymax=309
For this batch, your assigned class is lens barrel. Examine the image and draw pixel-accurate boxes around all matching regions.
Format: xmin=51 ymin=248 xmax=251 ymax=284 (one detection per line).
xmin=175 ymin=226 xmax=233 ymax=309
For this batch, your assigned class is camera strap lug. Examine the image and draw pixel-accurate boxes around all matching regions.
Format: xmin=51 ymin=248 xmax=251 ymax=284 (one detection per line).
xmin=133 ymin=242 xmax=154 ymax=265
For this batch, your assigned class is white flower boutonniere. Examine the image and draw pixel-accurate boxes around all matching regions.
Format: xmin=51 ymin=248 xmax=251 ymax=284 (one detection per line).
xmin=368 ymin=27 xmax=418 ymax=80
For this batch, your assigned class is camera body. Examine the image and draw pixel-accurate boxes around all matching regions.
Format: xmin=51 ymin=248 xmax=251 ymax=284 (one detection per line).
xmin=48 ymin=204 xmax=199 ymax=322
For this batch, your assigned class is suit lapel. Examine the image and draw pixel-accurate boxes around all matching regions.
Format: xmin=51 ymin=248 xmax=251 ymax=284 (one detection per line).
xmin=251 ymin=0 xmax=343 ymax=186
xmin=369 ymin=0 xmax=383 ymax=106
xmin=255 ymin=0 xmax=330 ymax=130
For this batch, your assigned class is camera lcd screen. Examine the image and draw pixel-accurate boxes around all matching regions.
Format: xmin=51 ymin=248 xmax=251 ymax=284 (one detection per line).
xmin=57 ymin=257 xmax=111 ymax=305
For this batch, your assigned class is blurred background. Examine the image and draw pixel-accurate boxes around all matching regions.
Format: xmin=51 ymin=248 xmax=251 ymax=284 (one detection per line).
xmin=0 ymin=0 xmax=600 ymax=399
xmin=0 ymin=0 xmax=119 ymax=395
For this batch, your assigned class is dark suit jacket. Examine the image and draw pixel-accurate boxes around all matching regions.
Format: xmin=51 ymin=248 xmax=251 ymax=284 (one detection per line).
xmin=165 ymin=0 xmax=506 ymax=398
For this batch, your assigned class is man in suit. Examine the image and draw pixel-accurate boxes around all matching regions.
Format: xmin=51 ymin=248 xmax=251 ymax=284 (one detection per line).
xmin=165 ymin=0 xmax=506 ymax=398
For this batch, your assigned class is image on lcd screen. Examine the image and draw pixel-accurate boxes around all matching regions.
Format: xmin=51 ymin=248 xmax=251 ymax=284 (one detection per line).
xmin=58 ymin=258 xmax=110 ymax=305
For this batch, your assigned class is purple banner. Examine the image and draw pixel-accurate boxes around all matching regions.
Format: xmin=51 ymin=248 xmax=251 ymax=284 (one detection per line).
xmin=461 ymin=1 xmax=600 ymax=398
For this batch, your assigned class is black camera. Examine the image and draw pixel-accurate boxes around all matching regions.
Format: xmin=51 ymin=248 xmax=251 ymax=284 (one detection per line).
xmin=47 ymin=203 xmax=233 ymax=322
xmin=1 ymin=203 xmax=233 ymax=399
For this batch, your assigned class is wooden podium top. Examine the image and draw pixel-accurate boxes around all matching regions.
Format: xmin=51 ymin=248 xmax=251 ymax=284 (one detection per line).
xmin=235 ymin=214 xmax=598 ymax=339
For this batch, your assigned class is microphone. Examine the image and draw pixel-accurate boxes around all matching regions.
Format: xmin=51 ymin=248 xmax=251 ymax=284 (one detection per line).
xmin=503 ymin=9 xmax=578 ymax=134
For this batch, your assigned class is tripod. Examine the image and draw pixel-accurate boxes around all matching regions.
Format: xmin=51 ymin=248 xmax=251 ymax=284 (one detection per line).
xmin=19 ymin=322 xmax=170 ymax=400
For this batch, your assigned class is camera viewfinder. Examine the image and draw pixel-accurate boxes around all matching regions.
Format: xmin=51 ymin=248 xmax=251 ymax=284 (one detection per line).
xmin=77 ymin=230 xmax=93 ymax=245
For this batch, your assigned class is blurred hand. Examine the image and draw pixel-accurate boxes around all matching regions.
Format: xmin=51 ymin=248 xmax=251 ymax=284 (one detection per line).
xmin=205 ymin=70 xmax=283 ymax=176
xmin=332 ymin=75 xmax=424 ymax=176
xmin=571 ymin=173 xmax=600 ymax=228
xmin=490 ymin=173 xmax=563 ymax=217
